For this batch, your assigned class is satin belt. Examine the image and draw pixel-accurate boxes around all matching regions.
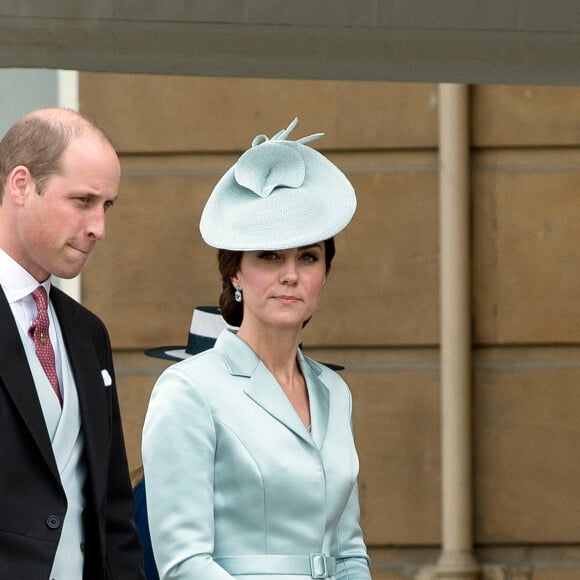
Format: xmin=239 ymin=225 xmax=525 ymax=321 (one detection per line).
xmin=215 ymin=553 xmax=337 ymax=578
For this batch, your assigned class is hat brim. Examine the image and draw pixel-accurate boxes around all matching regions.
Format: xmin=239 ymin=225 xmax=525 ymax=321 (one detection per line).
xmin=200 ymin=142 xmax=356 ymax=251
xmin=318 ymin=361 xmax=345 ymax=371
xmin=144 ymin=346 xmax=189 ymax=362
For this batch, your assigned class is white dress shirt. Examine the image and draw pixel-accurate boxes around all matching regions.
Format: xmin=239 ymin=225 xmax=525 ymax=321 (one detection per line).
xmin=0 ymin=248 xmax=63 ymax=389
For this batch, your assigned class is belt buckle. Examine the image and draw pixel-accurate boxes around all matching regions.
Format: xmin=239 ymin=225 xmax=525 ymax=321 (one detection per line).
xmin=309 ymin=553 xmax=328 ymax=578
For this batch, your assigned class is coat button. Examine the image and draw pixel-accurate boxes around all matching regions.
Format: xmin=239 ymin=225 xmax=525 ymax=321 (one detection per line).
xmin=46 ymin=515 xmax=61 ymax=529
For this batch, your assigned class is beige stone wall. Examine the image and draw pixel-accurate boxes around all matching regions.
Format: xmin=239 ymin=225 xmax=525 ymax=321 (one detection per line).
xmin=79 ymin=74 xmax=580 ymax=579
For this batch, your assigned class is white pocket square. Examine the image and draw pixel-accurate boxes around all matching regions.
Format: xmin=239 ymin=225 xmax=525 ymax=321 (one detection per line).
xmin=101 ymin=369 xmax=112 ymax=387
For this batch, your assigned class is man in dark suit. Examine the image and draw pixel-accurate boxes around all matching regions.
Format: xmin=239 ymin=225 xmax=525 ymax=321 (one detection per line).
xmin=0 ymin=108 xmax=144 ymax=579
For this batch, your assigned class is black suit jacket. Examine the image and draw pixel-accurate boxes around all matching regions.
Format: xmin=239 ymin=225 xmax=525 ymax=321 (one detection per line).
xmin=0 ymin=286 xmax=144 ymax=579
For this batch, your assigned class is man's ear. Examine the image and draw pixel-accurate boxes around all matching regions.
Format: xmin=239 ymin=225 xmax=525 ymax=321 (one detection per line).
xmin=7 ymin=166 xmax=34 ymax=206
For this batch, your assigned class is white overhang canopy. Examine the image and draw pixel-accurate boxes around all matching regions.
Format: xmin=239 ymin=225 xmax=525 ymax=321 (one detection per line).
xmin=2 ymin=1 xmax=580 ymax=85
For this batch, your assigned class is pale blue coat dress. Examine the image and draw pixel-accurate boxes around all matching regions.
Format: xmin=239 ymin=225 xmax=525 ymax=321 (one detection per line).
xmin=142 ymin=330 xmax=371 ymax=580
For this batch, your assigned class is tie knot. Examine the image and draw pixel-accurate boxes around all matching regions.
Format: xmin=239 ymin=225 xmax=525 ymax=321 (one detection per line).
xmin=32 ymin=286 xmax=48 ymax=314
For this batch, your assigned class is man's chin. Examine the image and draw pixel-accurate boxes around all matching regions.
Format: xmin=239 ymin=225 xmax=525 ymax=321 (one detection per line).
xmin=53 ymin=261 xmax=85 ymax=280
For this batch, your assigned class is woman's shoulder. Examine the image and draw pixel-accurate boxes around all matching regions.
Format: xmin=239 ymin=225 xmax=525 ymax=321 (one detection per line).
xmin=153 ymin=347 xmax=231 ymax=393
xmin=174 ymin=346 xmax=230 ymax=377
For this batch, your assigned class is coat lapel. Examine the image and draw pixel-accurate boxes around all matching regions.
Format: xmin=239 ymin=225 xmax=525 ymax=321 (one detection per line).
xmin=216 ymin=330 xmax=330 ymax=447
xmin=0 ymin=287 xmax=60 ymax=481
xmin=244 ymin=363 xmax=311 ymax=443
xmin=49 ymin=288 xmax=109 ymax=498
xmin=299 ymin=353 xmax=330 ymax=450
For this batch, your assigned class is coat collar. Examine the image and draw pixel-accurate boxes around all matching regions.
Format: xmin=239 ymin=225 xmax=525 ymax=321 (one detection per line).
xmin=0 ymin=286 xmax=110 ymax=488
xmin=0 ymin=286 xmax=60 ymax=480
xmin=214 ymin=330 xmax=330 ymax=448
xmin=50 ymin=289 xmax=111 ymax=498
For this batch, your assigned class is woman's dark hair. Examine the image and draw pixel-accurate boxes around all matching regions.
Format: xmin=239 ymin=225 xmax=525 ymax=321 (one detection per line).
xmin=218 ymin=238 xmax=336 ymax=327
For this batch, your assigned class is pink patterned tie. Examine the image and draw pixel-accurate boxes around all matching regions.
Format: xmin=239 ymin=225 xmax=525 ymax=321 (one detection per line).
xmin=29 ymin=286 xmax=63 ymax=407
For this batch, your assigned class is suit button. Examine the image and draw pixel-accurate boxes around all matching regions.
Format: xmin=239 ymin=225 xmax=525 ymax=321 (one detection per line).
xmin=46 ymin=515 xmax=61 ymax=529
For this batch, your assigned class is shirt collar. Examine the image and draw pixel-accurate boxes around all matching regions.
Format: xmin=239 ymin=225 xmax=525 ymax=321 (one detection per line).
xmin=0 ymin=248 xmax=51 ymax=304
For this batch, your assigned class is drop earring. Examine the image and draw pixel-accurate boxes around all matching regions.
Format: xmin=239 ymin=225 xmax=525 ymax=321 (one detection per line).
xmin=234 ymin=284 xmax=243 ymax=303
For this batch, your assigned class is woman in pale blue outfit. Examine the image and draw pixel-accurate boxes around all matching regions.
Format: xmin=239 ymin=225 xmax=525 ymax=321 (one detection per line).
xmin=142 ymin=119 xmax=372 ymax=579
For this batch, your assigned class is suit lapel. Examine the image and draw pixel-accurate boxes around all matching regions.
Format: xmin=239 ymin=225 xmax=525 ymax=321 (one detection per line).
xmin=50 ymin=289 xmax=109 ymax=497
xmin=0 ymin=288 xmax=60 ymax=481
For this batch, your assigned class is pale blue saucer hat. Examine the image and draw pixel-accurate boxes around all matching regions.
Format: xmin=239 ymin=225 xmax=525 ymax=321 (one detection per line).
xmin=199 ymin=118 xmax=357 ymax=251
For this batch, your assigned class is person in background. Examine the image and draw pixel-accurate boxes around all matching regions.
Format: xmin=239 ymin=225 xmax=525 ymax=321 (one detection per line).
xmin=134 ymin=306 xmax=233 ymax=580
xmin=142 ymin=117 xmax=371 ymax=579
xmin=0 ymin=108 xmax=144 ymax=579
